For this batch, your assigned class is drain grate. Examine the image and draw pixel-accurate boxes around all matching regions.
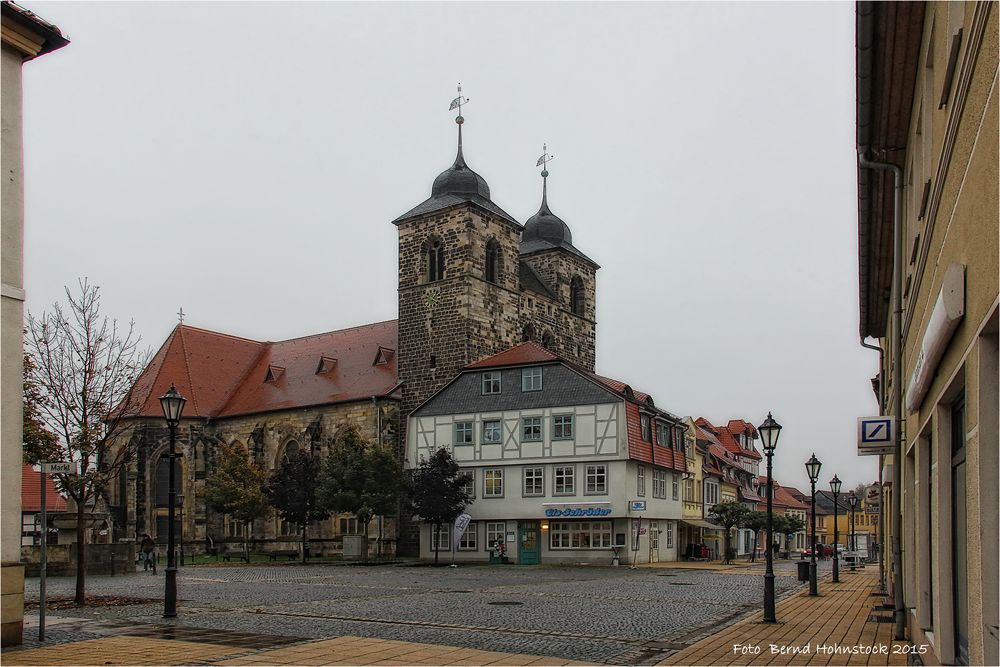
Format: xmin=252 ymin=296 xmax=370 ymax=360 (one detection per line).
xmin=488 ymin=600 xmax=524 ymax=606
xmin=868 ymin=614 xmax=895 ymax=624
xmin=118 ymin=625 xmax=302 ymax=649
xmin=669 ymin=582 xmax=694 ymax=586
xmin=656 ymin=574 xmax=678 ymax=577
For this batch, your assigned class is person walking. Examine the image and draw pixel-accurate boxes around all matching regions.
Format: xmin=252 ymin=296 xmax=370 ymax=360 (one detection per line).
xmin=140 ymin=534 xmax=156 ymax=573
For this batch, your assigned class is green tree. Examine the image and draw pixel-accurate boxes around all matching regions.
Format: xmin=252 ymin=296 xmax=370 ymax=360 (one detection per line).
xmin=22 ymin=352 xmax=59 ymax=464
xmin=318 ymin=426 xmax=408 ymax=562
xmin=708 ymin=501 xmax=750 ymax=564
xmin=25 ymin=279 xmax=148 ymax=604
xmin=410 ymin=448 xmax=473 ymax=565
xmin=205 ymin=440 xmax=270 ymax=562
xmin=741 ymin=511 xmax=768 ymax=562
xmin=773 ymin=514 xmax=806 ymax=558
xmin=265 ymin=447 xmax=330 ymax=563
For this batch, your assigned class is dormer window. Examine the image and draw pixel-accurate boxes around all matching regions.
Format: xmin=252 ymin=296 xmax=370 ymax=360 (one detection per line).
xmin=264 ymin=365 xmax=285 ymax=383
xmin=521 ymin=367 xmax=542 ymax=392
xmin=641 ymin=415 xmax=651 ymax=442
xmin=485 ymin=238 xmax=500 ymax=284
xmin=373 ymin=347 xmax=394 ymax=366
xmin=482 ymin=371 xmax=501 ymax=395
xmin=316 ymin=356 xmax=337 ymax=374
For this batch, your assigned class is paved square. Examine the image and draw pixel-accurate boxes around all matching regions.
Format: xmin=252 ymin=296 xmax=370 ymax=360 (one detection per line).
xmin=14 ymin=560 xmax=816 ymax=663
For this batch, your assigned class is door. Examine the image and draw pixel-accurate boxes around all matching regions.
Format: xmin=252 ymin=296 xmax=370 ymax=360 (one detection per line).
xmin=518 ymin=522 xmax=540 ymax=565
xmin=649 ymin=521 xmax=659 ymax=562
xmin=952 ymin=394 xmax=969 ymax=664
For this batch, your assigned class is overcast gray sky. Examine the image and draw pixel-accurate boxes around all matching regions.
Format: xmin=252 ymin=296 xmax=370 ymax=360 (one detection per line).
xmin=21 ymin=1 xmax=880 ymax=491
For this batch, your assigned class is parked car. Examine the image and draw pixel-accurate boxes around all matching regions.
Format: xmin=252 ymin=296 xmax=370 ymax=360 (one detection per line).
xmin=801 ymin=543 xmax=834 ymax=558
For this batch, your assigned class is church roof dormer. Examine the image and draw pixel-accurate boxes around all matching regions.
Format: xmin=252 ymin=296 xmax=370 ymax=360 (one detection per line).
xmin=519 ymin=146 xmax=599 ymax=268
xmin=393 ymin=86 xmax=520 ymax=227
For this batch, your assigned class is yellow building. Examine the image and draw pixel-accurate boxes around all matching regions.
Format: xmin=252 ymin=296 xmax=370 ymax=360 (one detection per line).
xmin=855 ymin=2 xmax=998 ymax=664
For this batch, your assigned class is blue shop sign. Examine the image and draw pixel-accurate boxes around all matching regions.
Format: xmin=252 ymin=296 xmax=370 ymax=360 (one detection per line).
xmin=544 ymin=507 xmax=613 ymax=517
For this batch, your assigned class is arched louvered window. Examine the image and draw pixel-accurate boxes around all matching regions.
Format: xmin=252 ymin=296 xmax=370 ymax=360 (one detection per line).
xmin=522 ymin=323 xmax=536 ymax=343
xmin=424 ymin=236 xmax=445 ymax=282
xmin=485 ymin=238 xmax=500 ymax=284
xmin=541 ymin=330 xmax=554 ymax=350
xmin=570 ymin=276 xmax=585 ymax=316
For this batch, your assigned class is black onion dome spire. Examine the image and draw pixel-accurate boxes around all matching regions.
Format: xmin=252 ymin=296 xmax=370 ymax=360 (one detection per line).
xmin=430 ymin=116 xmax=491 ymax=199
xmin=522 ymin=165 xmax=572 ymax=246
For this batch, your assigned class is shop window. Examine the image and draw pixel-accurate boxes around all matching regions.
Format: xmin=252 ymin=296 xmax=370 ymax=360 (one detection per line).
xmin=431 ymin=524 xmax=450 ymax=551
xmin=550 ymin=521 xmax=612 ymax=549
xmin=486 ymin=522 xmax=506 ymax=551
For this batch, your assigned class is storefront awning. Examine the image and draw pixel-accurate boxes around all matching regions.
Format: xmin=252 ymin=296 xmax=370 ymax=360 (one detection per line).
xmin=680 ymin=519 xmax=723 ymax=531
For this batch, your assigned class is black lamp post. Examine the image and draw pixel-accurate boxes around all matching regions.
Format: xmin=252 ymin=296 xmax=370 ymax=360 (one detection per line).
xmin=159 ymin=384 xmax=186 ymax=618
xmin=758 ymin=412 xmax=782 ymax=623
xmin=830 ymin=475 xmax=842 ymax=583
xmin=848 ymin=491 xmax=858 ymax=571
xmin=805 ymin=453 xmax=822 ymax=596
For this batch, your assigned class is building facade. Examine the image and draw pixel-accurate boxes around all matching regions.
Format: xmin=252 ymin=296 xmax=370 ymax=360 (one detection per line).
xmin=1 ymin=1 xmax=68 ymax=647
xmin=855 ymin=2 xmax=998 ymax=664
xmin=406 ymin=342 xmax=688 ymax=565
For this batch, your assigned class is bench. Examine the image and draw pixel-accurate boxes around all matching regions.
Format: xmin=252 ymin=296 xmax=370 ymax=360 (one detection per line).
xmin=266 ymin=549 xmax=299 ymax=561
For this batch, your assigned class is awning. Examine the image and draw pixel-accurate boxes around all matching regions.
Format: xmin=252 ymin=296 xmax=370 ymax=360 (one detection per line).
xmin=679 ymin=519 xmax=723 ymax=531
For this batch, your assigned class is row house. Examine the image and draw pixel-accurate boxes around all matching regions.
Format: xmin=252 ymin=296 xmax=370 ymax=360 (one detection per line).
xmin=405 ymin=342 xmax=689 ymax=565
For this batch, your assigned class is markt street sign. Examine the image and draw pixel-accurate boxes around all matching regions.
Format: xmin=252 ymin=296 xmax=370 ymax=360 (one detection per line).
xmin=41 ymin=462 xmax=73 ymax=474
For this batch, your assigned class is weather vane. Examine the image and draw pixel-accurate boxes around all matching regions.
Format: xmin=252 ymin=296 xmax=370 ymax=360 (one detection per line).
xmin=536 ymin=143 xmax=554 ymax=175
xmin=177 ymin=307 xmax=185 ymax=324
xmin=448 ymin=83 xmax=470 ymax=122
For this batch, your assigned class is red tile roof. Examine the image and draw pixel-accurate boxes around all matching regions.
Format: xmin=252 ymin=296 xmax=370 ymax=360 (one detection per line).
xmin=699 ymin=416 xmax=762 ymax=461
xmin=463 ymin=341 xmax=560 ymax=369
xmin=21 ymin=465 xmax=68 ymax=513
xmin=773 ymin=484 xmax=809 ymax=510
xmin=130 ymin=321 xmax=400 ymax=419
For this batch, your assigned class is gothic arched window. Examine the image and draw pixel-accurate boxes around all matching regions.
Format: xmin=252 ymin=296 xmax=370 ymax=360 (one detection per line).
xmin=424 ymin=236 xmax=445 ymax=283
xmin=281 ymin=440 xmax=300 ymax=464
xmin=570 ymin=276 xmax=585 ymax=316
xmin=522 ymin=323 xmax=536 ymax=343
xmin=541 ymin=330 xmax=554 ymax=350
xmin=485 ymin=238 xmax=500 ymax=284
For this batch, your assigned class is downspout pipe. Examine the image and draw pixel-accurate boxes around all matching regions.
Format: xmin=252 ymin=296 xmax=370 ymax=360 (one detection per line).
xmin=858 ymin=150 xmax=905 ymax=640
xmin=860 ymin=336 xmax=887 ymax=595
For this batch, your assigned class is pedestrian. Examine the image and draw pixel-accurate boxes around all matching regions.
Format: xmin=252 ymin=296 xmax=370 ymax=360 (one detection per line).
xmin=140 ymin=534 xmax=156 ymax=573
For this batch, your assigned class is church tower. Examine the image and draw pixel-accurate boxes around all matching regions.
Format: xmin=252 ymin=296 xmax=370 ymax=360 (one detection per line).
xmin=517 ymin=152 xmax=599 ymax=371
xmin=394 ymin=97 xmax=524 ymax=419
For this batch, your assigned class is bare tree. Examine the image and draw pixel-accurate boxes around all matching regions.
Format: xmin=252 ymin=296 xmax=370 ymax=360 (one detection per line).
xmin=25 ymin=279 xmax=148 ymax=605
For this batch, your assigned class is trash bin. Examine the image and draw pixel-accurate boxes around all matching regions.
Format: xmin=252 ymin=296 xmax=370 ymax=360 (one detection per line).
xmin=797 ymin=560 xmax=810 ymax=582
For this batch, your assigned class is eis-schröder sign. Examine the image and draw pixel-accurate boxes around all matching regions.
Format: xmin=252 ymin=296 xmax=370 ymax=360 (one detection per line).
xmin=544 ymin=507 xmax=612 ymax=517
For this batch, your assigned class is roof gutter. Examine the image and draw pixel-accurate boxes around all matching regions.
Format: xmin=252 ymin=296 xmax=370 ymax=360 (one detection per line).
xmin=857 ymin=148 xmax=904 ymax=641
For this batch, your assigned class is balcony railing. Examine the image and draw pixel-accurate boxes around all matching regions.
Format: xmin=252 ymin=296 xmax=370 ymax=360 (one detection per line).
xmin=683 ymin=500 xmax=702 ymax=515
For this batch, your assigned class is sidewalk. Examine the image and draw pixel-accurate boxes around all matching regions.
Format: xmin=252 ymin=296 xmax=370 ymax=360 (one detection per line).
xmin=658 ymin=570 xmax=908 ymax=666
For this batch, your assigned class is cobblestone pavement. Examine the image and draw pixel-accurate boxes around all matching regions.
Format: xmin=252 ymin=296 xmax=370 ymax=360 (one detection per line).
xmin=10 ymin=559 xmax=834 ymax=664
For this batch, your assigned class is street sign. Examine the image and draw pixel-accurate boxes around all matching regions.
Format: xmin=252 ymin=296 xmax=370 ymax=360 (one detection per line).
xmin=629 ymin=500 xmax=647 ymax=512
xmin=41 ymin=462 xmax=73 ymax=474
xmin=866 ymin=483 xmax=881 ymax=506
xmin=857 ymin=417 xmax=895 ymax=456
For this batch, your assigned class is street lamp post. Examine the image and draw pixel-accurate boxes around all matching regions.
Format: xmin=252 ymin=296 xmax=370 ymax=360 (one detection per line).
xmin=848 ymin=491 xmax=858 ymax=572
xmin=805 ymin=454 xmax=822 ymax=596
xmin=159 ymin=384 xmax=186 ymax=618
xmin=758 ymin=412 xmax=782 ymax=623
xmin=177 ymin=495 xmax=185 ymax=567
xmin=830 ymin=475 xmax=842 ymax=584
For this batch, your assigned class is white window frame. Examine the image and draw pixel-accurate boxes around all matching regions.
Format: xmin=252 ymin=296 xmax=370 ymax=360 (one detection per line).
xmin=521 ymin=367 xmax=543 ymax=392
xmin=549 ymin=521 xmax=613 ymax=549
xmin=430 ymin=523 xmax=450 ymax=551
xmin=585 ymin=464 xmax=608 ymax=495
xmin=522 ymin=416 xmax=542 ymax=442
xmin=482 ymin=372 xmax=501 ymax=395
xmin=458 ymin=521 xmax=478 ymax=550
xmin=637 ymin=465 xmax=645 ymax=497
xmin=455 ymin=421 xmax=474 ymax=445
xmin=554 ymin=465 xmax=575 ymax=495
xmin=656 ymin=421 xmax=670 ymax=448
xmin=553 ymin=414 xmax=574 ymax=440
xmin=459 ymin=471 xmax=475 ymax=499
xmin=672 ymin=473 xmax=679 ymax=500
xmin=523 ymin=466 xmax=544 ymax=497
xmin=665 ymin=521 xmax=674 ymax=548
xmin=641 ymin=414 xmax=651 ymax=441
xmin=484 ymin=468 xmax=504 ymax=498
xmin=486 ymin=521 xmax=506 ymax=550
xmin=482 ymin=420 xmax=502 ymax=444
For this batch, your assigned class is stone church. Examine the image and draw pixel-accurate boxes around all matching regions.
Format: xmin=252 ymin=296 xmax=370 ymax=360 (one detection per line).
xmin=111 ymin=110 xmax=600 ymax=556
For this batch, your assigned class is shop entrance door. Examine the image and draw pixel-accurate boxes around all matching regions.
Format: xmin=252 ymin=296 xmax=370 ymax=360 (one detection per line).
xmin=649 ymin=521 xmax=659 ymax=562
xmin=952 ymin=394 xmax=969 ymax=665
xmin=519 ymin=522 xmax=540 ymax=565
